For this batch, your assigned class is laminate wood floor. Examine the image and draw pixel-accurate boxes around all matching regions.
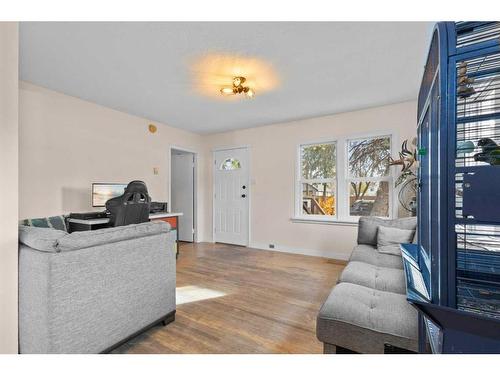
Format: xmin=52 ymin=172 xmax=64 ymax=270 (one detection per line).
xmin=112 ymin=242 xmax=345 ymax=354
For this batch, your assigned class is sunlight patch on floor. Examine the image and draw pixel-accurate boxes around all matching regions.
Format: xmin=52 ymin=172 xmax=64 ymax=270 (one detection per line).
xmin=176 ymin=285 xmax=227 ymax=305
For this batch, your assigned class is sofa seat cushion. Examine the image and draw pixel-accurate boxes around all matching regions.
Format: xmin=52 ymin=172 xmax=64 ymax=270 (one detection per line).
xmin=349 ymin=244 xmax=403 ymax=269
xmin=316 ymin=283 xmax=418 ymax=353
xmin=339 ymin=261 xmax=406 ymax=294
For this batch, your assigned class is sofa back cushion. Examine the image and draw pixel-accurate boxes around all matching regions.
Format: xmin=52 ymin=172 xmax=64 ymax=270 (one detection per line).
xmin=55 ymin=221 xmax=171 ymax=252
xmin=19 ymin=225 xmax=68 ymax=252
xmin=357 ymin=216 xmax=417 ymax=246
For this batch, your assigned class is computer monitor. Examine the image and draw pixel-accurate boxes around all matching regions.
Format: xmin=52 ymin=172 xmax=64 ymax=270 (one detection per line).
xmin=92 ymin=183 xmax=127 ymax=207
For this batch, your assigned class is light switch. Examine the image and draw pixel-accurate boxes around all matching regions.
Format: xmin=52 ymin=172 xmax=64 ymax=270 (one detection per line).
xmin=153 ymin=167 xmax=159 ymax=175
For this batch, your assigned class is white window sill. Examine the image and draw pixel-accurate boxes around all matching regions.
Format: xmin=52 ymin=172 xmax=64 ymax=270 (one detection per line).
xmin=290 ymin=217 xmax=358 ymax=226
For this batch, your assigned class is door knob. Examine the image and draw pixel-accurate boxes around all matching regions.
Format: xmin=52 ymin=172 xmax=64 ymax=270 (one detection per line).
xmin=241 ymin=194 xmax=246 ymax=198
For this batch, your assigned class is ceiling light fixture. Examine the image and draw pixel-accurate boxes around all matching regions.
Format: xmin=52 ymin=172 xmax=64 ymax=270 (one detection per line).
xmin=220 ymin=76 xmax=255 ymax=99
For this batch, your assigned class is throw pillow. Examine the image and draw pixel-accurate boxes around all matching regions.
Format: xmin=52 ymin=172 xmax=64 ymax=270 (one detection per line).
xmin=357 ymin=216 xmax=417 ymax=246
xmin=19 ymin=215 xmax=68 ymax=232
xmin=377 ymin=225 xmax=415 ymax=256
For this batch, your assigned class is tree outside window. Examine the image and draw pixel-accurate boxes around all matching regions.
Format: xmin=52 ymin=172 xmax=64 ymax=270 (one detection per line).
xmin=347 ymin=136 xmax=391 ymax=217
xmin=300 ymin=142 xmax=336 ymax=216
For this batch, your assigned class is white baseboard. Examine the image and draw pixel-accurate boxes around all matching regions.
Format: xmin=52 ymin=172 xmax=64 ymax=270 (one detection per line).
xmin=249 ymin=242 xmax=350 ymax=262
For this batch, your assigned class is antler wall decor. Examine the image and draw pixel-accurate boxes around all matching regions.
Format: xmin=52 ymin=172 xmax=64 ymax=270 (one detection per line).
xmin=388 ymin=138 xmax=418 ymax=215
xmin=388 ymin=138 xmax=417 ymax=173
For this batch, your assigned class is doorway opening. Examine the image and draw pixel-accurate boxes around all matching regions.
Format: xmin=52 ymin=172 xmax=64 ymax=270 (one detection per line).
xmin=170 ymin=147 xmax=197 ymax=243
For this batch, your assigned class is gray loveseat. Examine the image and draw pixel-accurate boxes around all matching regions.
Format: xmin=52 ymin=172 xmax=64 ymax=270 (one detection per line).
xmin=18 ymin=221 xmax=176 ymax=354
xmin=316 ymin=217 xmax=418 ymax=354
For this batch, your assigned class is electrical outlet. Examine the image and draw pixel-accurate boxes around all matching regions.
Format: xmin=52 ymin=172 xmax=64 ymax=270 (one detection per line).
xmin=269 ymin=244 xmax=275 ymax=249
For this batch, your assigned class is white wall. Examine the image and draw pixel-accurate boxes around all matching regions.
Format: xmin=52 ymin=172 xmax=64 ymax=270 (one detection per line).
xmin=18 ymin=80 xmax=416 ymax=261
xmin=19 ymin=82 xmax=209 ymax=241
xmin=0 ymin=22 xmax=19 ymax=354
xmin=202 ymin=101 xmax=417 ymax=260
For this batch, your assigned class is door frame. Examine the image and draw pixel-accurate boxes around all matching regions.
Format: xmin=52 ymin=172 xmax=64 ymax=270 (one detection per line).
xmin=212 ymin=145 xmax=251 ymax=246
xmin=169 ymin=145 xmax=198 ymax=242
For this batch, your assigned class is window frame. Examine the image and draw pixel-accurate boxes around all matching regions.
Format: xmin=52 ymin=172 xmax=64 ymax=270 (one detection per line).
xmin=345 ymin=134 xmax=393 ymax=221
xmin=296 ymin=140 xmax=338 ymax=220
xmin=219 ymin=157 xmax=242 ymax=171
xmin=294 ymin=132 xmax=395 ymax=224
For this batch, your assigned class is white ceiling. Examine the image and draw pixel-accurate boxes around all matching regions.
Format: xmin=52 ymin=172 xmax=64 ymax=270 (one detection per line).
xmin=19 ymin=22 xmax=433 ymax=134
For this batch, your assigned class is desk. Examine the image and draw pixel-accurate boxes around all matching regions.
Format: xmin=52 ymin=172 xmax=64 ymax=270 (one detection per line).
xmin=67 ymin=212 xmax=183 ymax=257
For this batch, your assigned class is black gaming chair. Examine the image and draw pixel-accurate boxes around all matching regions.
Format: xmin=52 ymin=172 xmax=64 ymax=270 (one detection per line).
xmin=105 ymin=180 xmax=151 ymax=227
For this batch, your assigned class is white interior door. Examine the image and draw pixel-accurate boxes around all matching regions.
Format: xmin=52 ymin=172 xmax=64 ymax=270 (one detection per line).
xmin=171 ymin=152 xmax=194 ymax=242
xmin=213 ymin=147 xmax=249 ymax=246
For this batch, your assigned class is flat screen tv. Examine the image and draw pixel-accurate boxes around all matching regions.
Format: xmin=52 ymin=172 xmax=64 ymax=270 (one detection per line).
xmin=92 ymin=183 xmax=127 ymax=207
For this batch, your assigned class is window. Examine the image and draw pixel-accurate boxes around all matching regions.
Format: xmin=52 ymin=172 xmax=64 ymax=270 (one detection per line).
xmin=347 ymin=136 xmax=391 ymax=218
xmin=299 ymin=142 xmax=336 ymax=217
xmin=219 ymin=158 xmax=241 ymax=170
xmin=296 ymin=134 xmax=392 ymax=222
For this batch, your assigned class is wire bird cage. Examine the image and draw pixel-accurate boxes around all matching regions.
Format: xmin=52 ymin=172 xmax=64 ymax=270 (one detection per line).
xmin=455 ymin=52 xmax=500 ymax=168
xmin=453 ymin=38 xmax=500 ymax=321
xmin=405 ymin=21 xmax=500 ymax=353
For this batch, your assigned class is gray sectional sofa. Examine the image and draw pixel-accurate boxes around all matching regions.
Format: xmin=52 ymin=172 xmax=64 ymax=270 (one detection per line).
xmin=316 ymin=217 xmax=418 ymax=354
xmin=18 ymin=221 xmax=176 ymax=354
